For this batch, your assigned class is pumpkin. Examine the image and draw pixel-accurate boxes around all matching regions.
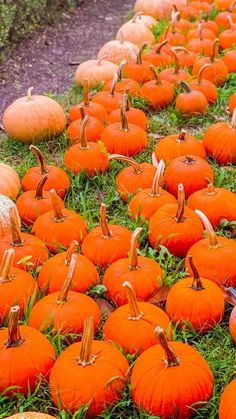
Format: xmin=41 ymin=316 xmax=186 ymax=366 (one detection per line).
xmin=81 ymin=203 xmax=132 ymax=268
xmin=223 ymin=49 xmax=236 ymax=72
xmin=189 ymin=64 xmax=218 ymax=104
xmin=186 ymin=24 xmax=216 ymax=41
xmin=32 ymin=189 xmax=87 ymax=253
xmin=229 ymin=92 xmax=236 ymax=112
xmin=172 ymin=46 xmax=198 ymax=69
xmin=175 ymin=81 xmax=208 ymax=116
xmin=192 ymin=39 xmax=228 ymax=86
xmin=193 ymin=19 xmax=219 ymax=35
xmin=128 ymin=160 xmax=177 ymax=221
xmin=187 ymin=28 xmax=217 ymax=57
xmin=172 ymin=8 xmax=192 ymax=33
xmin=0 ymin=195 xmax=21 ymax=238
xmin=215 ymin=0 xmax=234 ymax=10
xmin=108 ymin=92 xmax=147 ymax=130
xmin=75 ymin=56 xmax=118 ymax=87
xmin=67 ymin=107 xmax=104 ymax=145
xmin=69 ymin=78 xmax=108 ymax=123
xmin=164 ymin=155 xmax=214 ymax=198
xmin=103 ymin=227 xmax=163 ymax=306
xmin=38 ymin=240 xmax=99 ymax=294
xmin=133 ymin=12 xmax=157 ymax=28
xmin=202 ymin=109 xmax=236 ymax=164
xmin=21 ymin=145 xmax=70 ymax=198
xmin=216 ymin=7 xmax=236 ymax=29
xmin=102 ymin=60 xmax=140 ymax=96
xmin=103 ymin=280 xmax=172 ymax=354
xmin=185 ymin=210 xmax=236 ymax=286
xmin=229 ymin=301 xmax=236 ymax=344
xmin=0 ymin=305 xmax=55 ymax=396
xmin=16 ymin=175 xmax=64 ymax=226
xmin=64 ymin=115 xmax=109 ymax=176
xmin=188 ymin=178 xmax=236 ymax=227
xmin=91 ymin=73 xmax=123 ymax=114
xmin=131 ymin=327 xmax=213 ymax=418
xmin=139 ymin=65 xmax=174 ymax=109
xmin=116 ymin=13 xmax=155 ymax=45
xmin=29 ymin=254 xmax=100 ymax=335
xmin=159 ymin=22 xmax=186 ymax=46
xmin=110 ymin=154 xmax=156 ymax=202
xmin=0 ymin=210 xmax=48 ymax=270
xmin=180 ymin=4 xmax=199 ymax=19
xmin=149 ymin=183 xmax=204 ymax=257
xmin=100 ymin=99 xmax=148 ymax=156
xmin=134 ymin=0 xmax=186 ymax=19
xmin=49 ymin=317 xmax=129 ymax=416
xmin=159 ymin=48 xmax=190 ymax=84
xmin=154 ymin=129 xmax=206 ymax=164
xmin=142 ymin=40 xmax=172 ymax=68
xmin=0 ymin=249 xmax=37 ymax=323
xmin=3 ymin=87 xmax=66 ymax=143
xmin=166 ymin=255 xmax=225 ymax=332
xmin=219 ymin=379 xmax=236 ymax=419
xmin=123 ymin=44 xmax=154 ymax=84
xmin=0 ymin=163 xmax=20 ymax=200
xmin=6 ymin=413 xmax=56 ymax=419
xmin=97 ymin=31 xmax=139 ymax=64
xmin=191 ymin=0 xmax=211 ymax=11
xmin=219 ymin=15 xmax=236 ymax=49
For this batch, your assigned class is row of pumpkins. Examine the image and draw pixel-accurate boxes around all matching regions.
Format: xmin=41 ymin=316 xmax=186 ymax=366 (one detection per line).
xmin=1 ymin=0 xmax=236 ymax=418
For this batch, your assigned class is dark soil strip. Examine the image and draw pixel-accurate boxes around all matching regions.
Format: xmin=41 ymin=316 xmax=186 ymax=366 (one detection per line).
xmin=0 ymin=0 xmax=135 ymax=118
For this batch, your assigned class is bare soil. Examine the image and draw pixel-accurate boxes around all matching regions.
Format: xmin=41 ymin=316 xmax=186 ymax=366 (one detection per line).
xmin=0 ymin=0 xmax=135 ymax=119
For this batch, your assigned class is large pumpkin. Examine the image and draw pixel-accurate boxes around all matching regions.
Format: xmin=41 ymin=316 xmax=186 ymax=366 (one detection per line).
xmin=3 ymin=88 xmax=66 ymax=143
xmin=0 ymin=164 xmax=20 ymax=200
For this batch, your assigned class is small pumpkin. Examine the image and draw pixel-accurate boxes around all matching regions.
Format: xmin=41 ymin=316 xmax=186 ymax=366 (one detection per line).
xmin=91 ymin=73 xmax=123 ymax=114
xmin=0 ymin=163 xmax=20 ymax=200
xmin=142 ymin=40 xmax=172 ymax=68
xmin=75 ymin=56 xmax=118 ymax=87
xmin=21 ymin=145 xmax=70 ymax=198
xmin=123 ymin=43 xmax=154 ymax=84
xmin=0 ymin=305 xmax=55 ymax=396
xmin=158 ymin=21 xmax=186 ymax=46
xmin=116 ymin=13 xmax=155 ymax=45
xmin=175 ymin=81 xmax=208 ymax=116
xmin=67 ymin=107 xmax=104 ymax=145
xmin=108 ymin=92 xmax=147 ymax=130
xmin=172 ymin=46 xmax=198 ymax=70
xmin=139 ymin=65 xmax=174 ymax=109
xmin=193 ymin=18 xmax=219 ymax=35
xmin=134 ymin=0 xmax=186 ymax=19
xmin=97 ymin=31 xmax=139 ymax=64
xmin=186 ymin=23 xmax=216 ymax=41
xmin=189 ymin=64 xmax=218 ymax=104
xmin=32 ymin=189 xmax=87 ymax=253
xmin=223 ymin=49 xmax=236 ymax=72
xmin=159 ymin=48 xmax=190 ymax=84
xmin=102 ymin=60 xmax=140 ymax=96
xmin=0 ymin=195 xmax=21 ymax=238
xmin=219 ymin=379 xmax=236 ymax=419
xmin=103 ymin=280 xmax=172 ymax=354
xmin=172 ymin=8 xmax=192 ymax=34
xmin=187 ymin=24 xmax=217 ymax=57
xmin=103 ymin=227 xmax=163 ymax=306
xmin=219 ymin=15 xmax=236 ymax=49
xmin=49 ymin=317 xmax=129 ymax=416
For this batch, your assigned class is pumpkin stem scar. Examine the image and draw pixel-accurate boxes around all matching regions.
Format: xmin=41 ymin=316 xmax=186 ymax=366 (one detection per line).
xmin=0 ymin=249 xmax=14 ymax=283
xmin=175 ymin=183 xmax=185 ymax=223
xmin=29 ymin=145 xmax=48 ymax=175
xmin=64 ymin=240 xmax=79 ymax=266
xmin=151 ymin=159 xmax=165 ymax=197
xmin=155 ymin=326 xmax=180 ymax=367
xmin=129 ymin=227 xmax=142 ymax=270
xmin=57 ymin=254 xmax=77 ymax=304
xmin=123 ymin=281 xmax=143 ymax=320
xmin=77 ymin=317 xmax=97 ymax=367
xmin=50 ymin=189 xmax=66 ymax=222
xmin=100 ymin=203 xmax=112 ymax=238
xmin=188 ymin=255 xmax=205 ymax=291
xmin=109 ymin=154 xmax=142 ymax=175
xmin=5 ymin=305 xmax=25 ymax=348
xmin=35 ymin=175 xmax=48 ymax=200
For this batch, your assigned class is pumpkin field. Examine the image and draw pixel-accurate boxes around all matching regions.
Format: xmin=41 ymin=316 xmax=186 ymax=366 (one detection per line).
xmin=0 ymin=0 xmax=236 ymax=417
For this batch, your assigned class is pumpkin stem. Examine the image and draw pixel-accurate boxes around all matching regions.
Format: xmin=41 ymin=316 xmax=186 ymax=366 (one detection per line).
xmin=122 ymin=281 xmax=143 ymax=320
xmin=0 ymin=249 xmax=14 ymax=283
xmin=79 ymin=106 xmax=86 ymax=120
xmin=118 ymin=30 xmax=124 ymax=44
xmin=29 ymin=145 xmax=48 ymax=175
xmin=132 ymin=11 xmax=143 ymax=23
xmin=120 ymin=99 xmax=129 ymax=132
xmin=64 ymin=240 xmax=79 ymax=266
xmin=154 ymin=326 xmax=180 ymax=367
xmin=151 ymin=159 xmax=165 ymax=196
xmin=136 ymin=43 xmax=147 ymax=65
xmin=50 ymin=189 xmax=65 ymax=222
xmin=171 ymin=48 xmax=180 ymax=74
xmin=5 ymin=306 xmax=25 ymax=348
xmin=206 ymin=177 xmax=216 ymax=195
xmin=34 ymin=175 xmax=48 ymax=200
xmin=149 ymin=65 xmax=162 ymax=85
xmin=164 ymin=24 xmax=171 ymax=41
xmin=77 ymin=317 xmax=96 ymax=367
xmin=227 ymin=14 xmax=234 ymax=28
xmin=188 ymin=255 xmax=205 ymax=291
xmin=123 ymin=91 xmax=131 ymax=112
xmin=155 ymin=39 xmax=168 ymax=54
xmin=129 ymin=227 xmax=142 ymax=270
xmin=82 ymin=79 xmax=90 ymax=106
xmin=57 ymin=254 xmax=77 ymax=304
xmin=117 ymin=59 xmax=126 ymax=81
xmin=80 ymin=114 xmax=89 ymax=150
xmin=198 ymin=64 xmax=210 ymax=84
xmin=177 ymin=129 xmax=186 ymax=142
xmin=97 ymin=55 xmax=108 ymax=66
xmin=110 ymin=73 xmax=118 ymax=96
xmin=229 ymin=108 xmax=236 ymax=129
xmin=180 ymin=81 xmax=191 ymax=93
xmin=27 ymin=87 xmax=34 ymax=101
xmin=173 ymin=46 xmax=189 ymax=54
xmin=210 ymin=39 xmax=219 ymax=63
xmin=175 ymin=183 xmax=185 ymax=223
xmin=10 ymin=209 xmax=23 ymax=247
xmin=109 ymin=154 xmax=142 ymax=174
xmin=195 ymin=210 xmax=220 ymax=248
xmin=100 ymin=203 xmax=112 ymax=238
xmin=229 ymin=0 xmax=236 ymax=12
xmin=198 ymin=21 xmax=203 ymax=41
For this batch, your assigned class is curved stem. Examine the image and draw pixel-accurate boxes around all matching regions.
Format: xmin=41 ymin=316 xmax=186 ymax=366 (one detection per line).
xmin=129 ymin=227 xmax=142 ymax=270
xmin=173 ymin=46 xmax=189 ymax=54
xmin=77 ymin=317 xmax=96 ymax=367
xmin=29 ymin=145 xmax=48 ymax=175
xmin=154 ymin=326 xmax=180 ymax=367
xmin=109 ymin=154 xmax=142 ymax=174
xmin=229 ymin=109 xmax=236 ymax=129
xmin=117 ymin=59 xmax=126 ymax=81
xmin=0 ymin=249 xmax=14 ymax=283
xmin=229 ymin=0 xmax=236 ymax=12
xmin=5 ymin=306 xmax=25 ymax=348
xmin=151 ymin=159 xmax=165 ymax=196
xmin=149 ymin=65 xmax=161 ymax=85
xmin=120 ymin=99 xmax=129 ymax=132
xmin=110 ymin=73 xmax=118 ymax=96
xmin=210 ymin=39 xmax=219 ymax=63
xmin=50 ymin=189 xmax=65 ymax=222
xmin=132 ymin=11 xmax=143 ymax=23
xmin=198 ymin=64 xmax=210 ymax=84
xmin=177 ymin=129 xmax=186 ymax=142
xmin=80 ymin=114 xmax=89 ymax=150
xmin=156 ymin=39 xmax=168 ymax=54
xmin=100 ymin=203 xmax=112 ymax=238
xmin=27 ymin=87 xmax=34 ymax=101
xmin=175 ymin=183 xmax=185 ymax=223
xmin=195 ymin=210 xmax=220 ymax=248
xmin=35 ymin=175 xmax=48 ymax=199
xmin=57 ymin=254 xmax=77 ymax=304
xmin=180 ymin=81 xmax=191 ymax=93
xmin=188 ymin=255 xmax=205 ymax=291
xmin=97 ymin=55 xmax=108 ymax=65
xmin=199 ymin=21 xmax=203 ymax=41
xmin=164 ymin=24 xmax=171 ymax=40
xmin=79 ymin=106 xmax=86 ymax=120
xmin=122 ymin=281 xmax=143 ymax=320
xmin=123 ymin=92 xmax=131 ymax=112
xmin=136 ymin=43 xmax=147 ymax=65
xmin=11 ymin=209 xmax=23 ymax=247
xmin=171 ymin=48 xmax=180 ymax=74
xmin=227 ymin=14 xmax=234 ymax=28
xmin=64 ymin=240 xmax=79 ymax=266
xmin=82 ymin=79 xmax=90 ymax=106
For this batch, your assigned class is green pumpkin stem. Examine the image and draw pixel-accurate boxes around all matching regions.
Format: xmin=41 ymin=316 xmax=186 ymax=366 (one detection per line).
xmin=29 ymin=145 xmax=48 ymax=175
xmin=109 ymin=154 xmax=142 ymax=174
xmin=100 ymin=203 xmax=112 ymax=238
xmin=65 ymin=240 xmax=79 ymax=266
xmin=77 ymin=317 xmax=96 ymax=367
xmin=5 ymin=306 xmax=25 ymax=348
xmin=57 ymin=254 xmax=77 ymax=304
xmin=210 ymin=39 xmax=219 ymax=63
xmin=123 ymin=281 xmax=143 ymax=320
xmin=149 ymin=65 xmax=162 ymax=85
xmin=0 ymin=249 xmax=14 ymax=283
xmin=136 ymin=43 xmax=147 ymax=65
xmin=11 ymin=209 xmax=23 ymax=247
xmin=188 ymin=255 xmax=205 ymax=291
xmin=195 ymin=210 xmax=220 ymax=248
xmin=35 ymin=175 xmax=48 ymax=200
xmin=129 ymin=227 xmax=142 ymax=270
xmin=82 ymin=79 xmax=90 ymax=106
xmin=151 ymin=159 xmax=165 ymax=196
xmin=155 ymin=326 xmax=180 ymax=367
xmin=175 ymin=183 xmax=185 ymax=223
xmin=50 ymin=189 xmax=65 ymax=222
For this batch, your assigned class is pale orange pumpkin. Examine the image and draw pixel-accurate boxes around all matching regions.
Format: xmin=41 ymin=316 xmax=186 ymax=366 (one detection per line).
xmin=116 ymin=13 xmax=155 ymax=45
xmin=75 ymin=57 xmax=118 ymax=87
xmin=97 ymin=32 xmax=139 ymax=64
xmin=0 ymin=163 xmax=20 ymax=200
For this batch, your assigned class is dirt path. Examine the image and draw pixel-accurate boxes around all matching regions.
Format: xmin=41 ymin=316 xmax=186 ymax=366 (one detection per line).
xmin=0 ymin=0 xmax=135 ymax=119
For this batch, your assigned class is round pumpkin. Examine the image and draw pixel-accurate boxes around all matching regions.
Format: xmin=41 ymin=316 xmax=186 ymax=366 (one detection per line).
xmin=75 ymin=57 xmax=118 ymax=87
xmin=66 ymin=107 xmax=104 ymax=145
xmin=189 ymin=64 xmax=218 ymax=104
xmin=97 ymin=33 xmax=139 ymax=64
xmin=116 ymin=13 xmax=155 ymax=45
xmin=175 ymin=81 xmax=208 ymax=116
xmin=139 ymin=65 xmax=174 ymax=109
xmin=0 ymin=163 xmax=20 ymax=200
xmin=219 ymin=379 xmax=236 ymax=419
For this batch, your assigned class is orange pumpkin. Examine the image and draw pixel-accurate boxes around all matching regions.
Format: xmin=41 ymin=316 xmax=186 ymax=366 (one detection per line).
xmin=91 ymin=73 xmax=123 ymax=114
xmin=172 ymin=46 xmax=198 ymax=70
xmin=103 ymin=227 xmax=163 ymax=306
xmin=187 ymin=29 xmax=217 ymax=57
xmin=139 ymin=65 xmax=174 ymax=109
xmin=103 ymin=281 xmax=172 ymax=354
xmin=134 ymin=0 xmax=186 ymax=19
xmin=0 ymin=305 xmax=55 ymax=396
xmin=142 ymin=40 xmax=172 ymax=68
xmin=216 ymin=7 xmax=236 ymax=29
xmin=123 ymin=43 xmax=154 ymax=84
xmin=108 ymin=92 xmax=147 ymax=130
xmin=75 ymin=56 xmax=118 ymax=87
xmin=159 ymin=48 xmax=190 ymax=84
xmin=219 ymin=379 xmax=236 ymax=419
xmin=158 ymin=22 xmax=186 ymax=46
xmin=102 ymin=60 xmax=140 ymax=96
xmin=193 ymin=19 xmax=219 ymax=35
xmin=97 ymin=32 xmax=139 ymax=64
xmin=223 ymin=49 xmax=236 ymax=72
xmin=175 ymin=81 xmax=208 ymax=116
xmin=49 ymin=317 xmax=129 ymax=416
xmin=189 ymin=64 xmax=218 ymax=104
xmin=67 ymin=107 xmax=104 ymax=145
xmin=219 ymin=15 xmax=236 ymax=49
xmin=0 ymin=163 xmax=20 ymax=200
xmin=116 ymin=13 xmax=155 ymax=45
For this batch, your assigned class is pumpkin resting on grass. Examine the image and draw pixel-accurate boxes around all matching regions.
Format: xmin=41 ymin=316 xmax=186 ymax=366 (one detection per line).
xmin=159 ymin=48 xmax=190 ymax=84
xmin=91 ymin=73 xmax=123 ymax=114
xmin=108 ymin=92 xmax=147 ymax=130
xmin=139 ymin=65 xmax=174 ymax=109
xmin=189 ymin=64 xmax=218 ymax=104
xmin=67 ymin=107 xmax=104 ymax=146
xmin=219 ymin=379 xmax=236 ymax=419
xmin=175 ymin=81 xmax=208 ymax=116
xmin=142 ymin=40 xmax=171 ymax=68
xmin=75 ymin=56 xmax=118 ymax=87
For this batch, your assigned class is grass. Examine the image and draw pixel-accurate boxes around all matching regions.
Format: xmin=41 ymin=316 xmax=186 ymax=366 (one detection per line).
xmin=1 ymin=13 xmax=236 ymax=419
